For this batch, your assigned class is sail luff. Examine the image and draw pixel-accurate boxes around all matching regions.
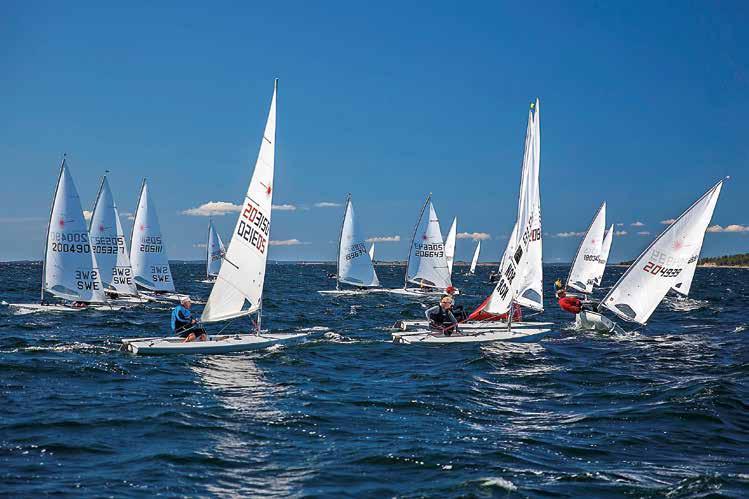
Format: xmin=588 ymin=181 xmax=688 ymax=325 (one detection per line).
xmin=41 ymin=157 xmax=66 ymax=303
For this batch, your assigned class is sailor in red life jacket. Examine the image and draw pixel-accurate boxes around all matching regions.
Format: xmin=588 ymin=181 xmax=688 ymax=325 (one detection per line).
xmin=554 ymin=279 xmax=583 ymax=314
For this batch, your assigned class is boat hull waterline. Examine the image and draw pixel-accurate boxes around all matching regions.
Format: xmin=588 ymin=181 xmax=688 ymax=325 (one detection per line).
xmin=121 ymin=332 xmax=308 ymax=355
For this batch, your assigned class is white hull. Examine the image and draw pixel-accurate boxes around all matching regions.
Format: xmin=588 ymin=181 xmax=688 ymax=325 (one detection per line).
xmin=575 ymin=310 xmax=620 ymax=333
xmin=318 ymin=288 xmax=387 ymax=296
xmin=392 ymin=325 xmax=551 ymax=344
xmin=383 ymin=287 xmax=459 ymax=297
xmin=5 ymin=302 xmax=127 ymax=312
xmin=138 ymin=290 xmax=197 ymax=304
xmin=121 ymin=332 xmax=307 ymax=355
xmin=393 ymin=319 xmax=554 ymax=332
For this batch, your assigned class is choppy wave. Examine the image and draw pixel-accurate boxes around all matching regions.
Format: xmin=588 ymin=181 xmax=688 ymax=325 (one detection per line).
xmin=1 ymin=262 xmax=747 ymax=497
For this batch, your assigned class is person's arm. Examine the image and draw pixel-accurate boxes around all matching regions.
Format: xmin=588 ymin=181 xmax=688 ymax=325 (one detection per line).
xmin=446 ymin=310 xmax=458 ymax=326
xmin=425 ymin=305 xmax=439 ymax=322
xmin=178 ymin=307 xmax=191 ymax=322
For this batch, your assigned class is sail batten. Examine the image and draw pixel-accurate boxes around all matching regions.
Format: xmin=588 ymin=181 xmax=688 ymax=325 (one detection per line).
xmin=202 ymin=80 xmax=277 ymax=323
xmin=601 ymin=179 xmax=724 ymax=324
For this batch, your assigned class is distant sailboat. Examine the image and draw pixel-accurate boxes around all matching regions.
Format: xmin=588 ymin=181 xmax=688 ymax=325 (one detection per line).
xmin=8 ymin=157 xmax=119 ymax=312
xmin=319 ymin=194 xmax=381 ymax=295
xmin=123 ymin=80 xmax=307 ymax=354
xmin=593 ymin=224 xmax=614 ymax=286
xmin=468 ymin=240 xmax=481 ymax=275
xmin=368 ymin=242 xmax=375 ymax=262
xmin=388 ymin=195 xmax=456 ymax=297
xmin=129 ymin=179 xmax=183 ymax=302
xmin=444 ymin=217 xmax=457 ymax=276
xmin=203 ymin=218 xmax=226 ymax=283
xmin=566 ymin=202 xmax=606 ymax=295
xmin=577 ymin=178 xmax=726 ymax=332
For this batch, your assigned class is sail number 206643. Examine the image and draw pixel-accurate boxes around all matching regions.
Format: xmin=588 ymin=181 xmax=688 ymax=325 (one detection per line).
xmin=642 ymin=261 xmax=682 ymax=278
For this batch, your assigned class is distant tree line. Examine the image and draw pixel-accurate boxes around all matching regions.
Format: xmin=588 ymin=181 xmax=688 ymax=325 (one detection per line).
xmin=618 ymin=253 xmax=749 ymax=267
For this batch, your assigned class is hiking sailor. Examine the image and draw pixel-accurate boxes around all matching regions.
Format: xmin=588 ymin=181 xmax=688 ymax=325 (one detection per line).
xmin=171 ymin=297 xmax=207 ymax=343
xmin=425 ymin=294 xmax=460 ymax=335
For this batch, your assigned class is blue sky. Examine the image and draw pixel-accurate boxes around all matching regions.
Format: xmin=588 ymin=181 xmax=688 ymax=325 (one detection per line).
xmin=1 ymin=1 xmax=747 ymax=262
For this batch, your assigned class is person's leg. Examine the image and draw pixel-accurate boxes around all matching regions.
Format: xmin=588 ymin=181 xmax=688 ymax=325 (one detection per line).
xmin=183 ymin=332 xmax=197 ymax=343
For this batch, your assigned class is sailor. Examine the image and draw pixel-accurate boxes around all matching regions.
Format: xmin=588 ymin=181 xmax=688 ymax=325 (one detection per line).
xmin=445 ymin=286 xmax=467 ymax=321
xmin=171 ymin=297 xmax=207 ymax=343
xmin=425 ymin=295 xmax=459 ymax=335
xmin=554 ymin=279 xmax=583 ymax=315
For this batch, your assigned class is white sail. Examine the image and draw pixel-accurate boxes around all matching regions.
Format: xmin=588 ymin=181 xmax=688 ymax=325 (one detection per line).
xmin=129 ymin=179 xmax=175 ymax=292
xmin=43 ymin=159 xmax=106 ymax=302
xmin=88 ymin=175 xmax=138 ymax=296
xmin=405 ymin=197 xmax=452 ymax=290
xmin=480 ymin=100 xmax=541 ymax=314
xmin=567 ymin=202 xmax=606 ymax=294
xmin=469 ymin=240 xmax=481 ymax=274
xmin=202 ymin=81 xmax=277 ymax=323
xmin=206 ymin=219 xmax=226 ymax=278
xmin=336 ymin=196 xmax=379 ymax=288
xmin=444 ymin=217 xmax=457 ymax=275
xmin=601 ymin=179 xmax=724 ymax=324
xmin=594 ymin=224 xmax=614 ymax=286
xmin=368 ymin=243 xmax=375 ymax=262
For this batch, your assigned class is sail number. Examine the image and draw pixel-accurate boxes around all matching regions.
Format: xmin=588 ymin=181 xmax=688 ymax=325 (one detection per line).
xmin=91 ymin=236 xmax=126 ymax=254
xmin=238 ymin=201 xmax=269 ymax=254
xmin=140 ymin=236 xmax=162 ymax=253
xmin=643 ymin=261 xmax=682 ymax=278
xmin=414 ymin=242 xmax=444 ymax=258
xmin=345 ymin=243 xmax=367 ymax=261
xmin=50 ymin=232 xmax=90 ymax=253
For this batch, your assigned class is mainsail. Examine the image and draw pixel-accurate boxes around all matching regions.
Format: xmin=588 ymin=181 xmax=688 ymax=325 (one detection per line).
xmin=600 ymin=179 xmax=725 ymax=324
xmin=567 ymin=202 xmax=606 ymax=294
xmin=469 ymin=240 xmax=481 ymax=275
xmin=368 ymin=243 xmax=375 ymax=262
xmin=593 ymin=224 xmax=614 ymax=286
xmin=43 ymin=158 xmax=106 ymax=303
xmin=88 ymin=175 xmax=138 ymax=296
xmin=444 ymin=217 xmax=457 ymax=275
xmin=336 ymin=195 xmax=379 ymax=288
xmin=202 ymin=80 xmax=277 ymax=323
xmin=129 ymin=179 xmax=175 ymax=292
xmin=206 ymin=219 xmax=226 ymax=279
xmin=405 ymin=196 xmax=452 ymax=290
xmin=475 ymin=99 xmax=542 ymax=315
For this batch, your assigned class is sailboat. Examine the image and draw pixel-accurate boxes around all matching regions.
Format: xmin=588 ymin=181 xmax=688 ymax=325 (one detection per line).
xmin=319 ymin=194 xmax=381 ymax=295
xmin=8 ymin=157 xmax=121 ymax=312
xmin=565 ymin=202 xmax=607 ymax=295
xmin=201 ymin=218 xmax=226 ymax=283
xmin=577 ymin=178 xmax=726 ymax=333
xmin=88 ymin=173 xmax=148 ymax=304
xmin=122 ymin=80 xmax=306 ymax=354
xmin=393 ymin=100 xmax=552 ymax=343
xmin=444 ymin=217 xmax=457 ymax=276
xmin=387 ymin=195 xmax=458 ymax=297
xmin=593 ymin=224 xmax=614 ymax=287
xmin=129 ymin=179 xmax=185 ymax=303
xmin=468 ymin=240 xmax=481 ymax=275
xmin=368 ymin=242 xmax=376 ymax=262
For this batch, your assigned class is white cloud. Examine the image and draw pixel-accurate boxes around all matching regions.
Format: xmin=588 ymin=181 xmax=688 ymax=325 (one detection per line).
xmin=707 ymin=224 xmax=749 ymax=233
xmin=314 ymin=202 xmax=342 ymax=208
xmin=120 ymin=212 xmax=135 ymax=221
xmin=366 ymin=235 xmax=401 ymax=243
xmin=616 ymin=223 xmax=624 ymax=226
xmin=637 ymin=231 xmax=651 ymax=236
xmin=272 ymin=204 xmax=297 ymax=211
xmin=181 ymin=201 xmax=242 ymax=217
xmin=631 ymin=221 xmax=645 ymax=227
xmin=270 ymin=239 xmax=309 ymax=246
xmin=193 ymin=243 xmax=207 ymax=248
xmin=615 ymin=230 xmax=628 ymax=236
xmin=83 ymin=210 xmax=93 ymax=221
xmin=660 ymin=219 xmax=676 ymax=225
xmin=457 ymin=232 xmax=491 ymax=241
xmin=555 ymin=231 xmax=585 ymax=238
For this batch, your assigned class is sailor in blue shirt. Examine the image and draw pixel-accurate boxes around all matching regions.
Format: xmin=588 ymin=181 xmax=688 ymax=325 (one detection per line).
xmin=171 ymin=297 xmax=207 ymax=342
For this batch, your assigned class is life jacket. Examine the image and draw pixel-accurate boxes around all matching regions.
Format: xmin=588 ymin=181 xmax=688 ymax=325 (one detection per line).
xmin=427 ymin=305 xmax=457 ymax=326
xmin=557 ymin=291 xmax=582 ymax=314
xmin=171 ymin=305 xmax=192 ymax=331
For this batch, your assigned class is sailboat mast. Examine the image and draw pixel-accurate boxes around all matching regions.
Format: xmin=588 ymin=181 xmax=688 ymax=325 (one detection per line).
xmin=404 ymin=194 xmax=431 ymax=289
xmin=41 ymin=155 xmax=67 ymax=304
